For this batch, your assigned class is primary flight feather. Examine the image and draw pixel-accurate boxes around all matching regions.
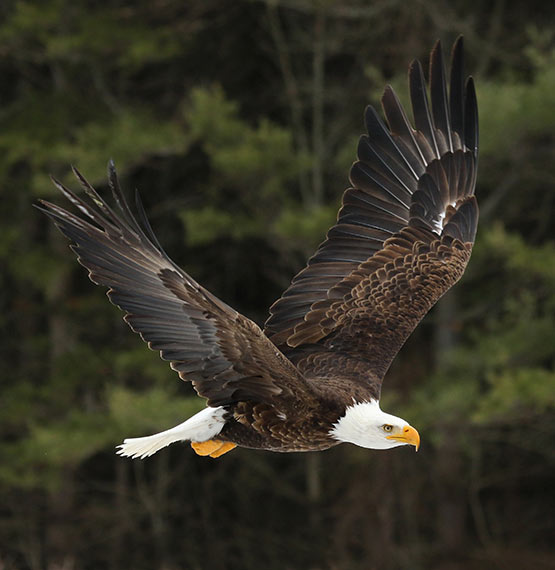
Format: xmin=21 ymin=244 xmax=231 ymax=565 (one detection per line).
xmin=39 ymin=37 xmax=478 ymax=459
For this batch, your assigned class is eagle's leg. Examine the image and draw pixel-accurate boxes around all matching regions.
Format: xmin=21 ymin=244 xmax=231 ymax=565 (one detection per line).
xmin=191 ymin=440 xmax=237 ymax=458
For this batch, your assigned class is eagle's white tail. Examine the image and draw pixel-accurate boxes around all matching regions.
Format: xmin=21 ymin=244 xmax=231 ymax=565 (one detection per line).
xmin=116 ymin=406 xmax=226 ymax=459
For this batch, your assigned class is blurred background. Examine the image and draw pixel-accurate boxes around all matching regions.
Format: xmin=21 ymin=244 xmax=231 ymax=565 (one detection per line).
xmin=1 ymin=1 xmax=554 ymax=569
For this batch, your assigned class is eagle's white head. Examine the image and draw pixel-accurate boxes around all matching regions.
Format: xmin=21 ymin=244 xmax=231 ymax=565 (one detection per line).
xmin=330 ymin=400 xmax=420 ymax=451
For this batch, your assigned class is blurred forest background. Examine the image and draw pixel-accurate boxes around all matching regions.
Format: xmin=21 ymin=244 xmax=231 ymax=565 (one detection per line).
xmin=1 ymin=1 xmax=554 ymax=569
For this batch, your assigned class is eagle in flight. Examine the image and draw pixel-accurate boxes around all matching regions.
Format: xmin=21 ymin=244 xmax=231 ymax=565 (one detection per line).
xmin=39 ymin=37 xmax=478 ymax=459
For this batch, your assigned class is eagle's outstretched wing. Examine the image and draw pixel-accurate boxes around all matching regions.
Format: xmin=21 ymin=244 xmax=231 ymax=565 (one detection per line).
xmin=38 ymin=165 xmax=314 ymax=409
xmin=264 ymin=37 xmax=478 ymax=395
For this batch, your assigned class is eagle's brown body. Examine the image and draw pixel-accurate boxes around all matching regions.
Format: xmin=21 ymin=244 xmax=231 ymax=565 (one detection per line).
xmin=39 ymin=38 xmax=479 ymax=457
xmin=220 ymin=402 xmax=341 ymax=452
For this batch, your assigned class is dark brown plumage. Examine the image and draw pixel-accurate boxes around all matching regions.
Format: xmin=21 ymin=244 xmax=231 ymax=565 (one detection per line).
xmin=38 ymin=37 xmax=478 ymax=458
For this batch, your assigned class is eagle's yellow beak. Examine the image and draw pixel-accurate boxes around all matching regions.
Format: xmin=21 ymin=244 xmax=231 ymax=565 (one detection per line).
xmin=386 ymin=425 xmax=420 ymax=451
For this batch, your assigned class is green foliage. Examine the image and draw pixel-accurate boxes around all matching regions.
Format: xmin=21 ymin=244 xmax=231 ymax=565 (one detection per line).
xmin=26 ymin=411 xmax=115 ymax=469
xmin=482 ymin=224 xmax=555 ymax=287
xmin=180 ymin=205 xmax=261 ymax=246
xmin=0 ymin=1 xmax=190 ymax=198
xmin=108 ymin=387 xmax=202 ymax=434
xmin=479 ymin=50 xmax=555 ymax=158
xmin=112 ymin=345 xmax=177 ymax=386
xmin=0 ymin=1 xmax=182 ymax=66
xmin=185 ymin=86 xmax=245 ymax=147
xmin=180 ymin=85 xmax=315 ymax=246
xmin=273 ymin=202 xmax=337 ymax=247
xmin=4 ymin=240 xmax=67 ymax=293
xmin=186 ymin=86 xmax=310 ymax=191
xmin=0 ymin=100 xmax=187 ymax=195
xmin=53 ymin=110 xmax=187 ymax=187
xmin=475 ymin=367 xmax=555 ymax=421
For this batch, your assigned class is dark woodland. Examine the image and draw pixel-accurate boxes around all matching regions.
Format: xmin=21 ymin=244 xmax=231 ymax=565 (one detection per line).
xmin=1 ymin=1 xmax=554 ymax=569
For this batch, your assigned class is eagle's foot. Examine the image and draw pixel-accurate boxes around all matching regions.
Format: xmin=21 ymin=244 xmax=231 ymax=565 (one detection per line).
xmin=191 ymin=440 xmax=237 ymax=458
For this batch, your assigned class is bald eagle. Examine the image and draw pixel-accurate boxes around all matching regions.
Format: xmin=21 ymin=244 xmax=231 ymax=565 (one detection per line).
xmin=39 ymin=37 xmax=478 ymax=459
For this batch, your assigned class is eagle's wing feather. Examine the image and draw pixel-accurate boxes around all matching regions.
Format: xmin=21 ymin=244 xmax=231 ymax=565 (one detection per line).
xmin=264 ymin=37 xmax=478 ymax=395
xmin=38 ymin=165 xmax=312 ymax=408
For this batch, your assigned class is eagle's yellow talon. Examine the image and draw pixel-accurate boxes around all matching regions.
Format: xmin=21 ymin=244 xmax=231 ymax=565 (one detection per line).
xmin=191 ymin=440 xmax=236 ymax=458
xmin=209 ymin=442 xmax=237 ymax=458
xmin=191 ymin=440 xmax=223 ymax=456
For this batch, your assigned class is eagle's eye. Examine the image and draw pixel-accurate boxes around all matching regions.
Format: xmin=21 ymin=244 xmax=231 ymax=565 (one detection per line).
xmin=382 ymin=424 xmax=393 ymax=432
